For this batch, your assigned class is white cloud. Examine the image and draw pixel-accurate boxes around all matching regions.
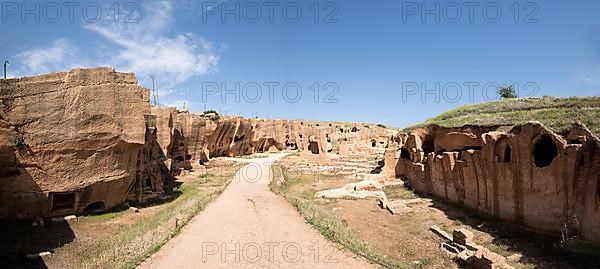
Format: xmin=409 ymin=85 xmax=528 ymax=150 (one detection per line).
xmin=16 ymin=38 xmax=90 ymax=76
xmin=14 ymin=0 xmax=219 ymax=90
xmin=84 ymin=0 xmax=219 ymax=88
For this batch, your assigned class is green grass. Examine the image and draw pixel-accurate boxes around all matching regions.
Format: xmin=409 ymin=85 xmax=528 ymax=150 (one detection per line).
xmin=383 ymin=185 xmax=416 ymax=200
xmin=269 ymin=165 xmax=408 ymax=269
xmin=404 ymin=97 xmax=600 ymax=133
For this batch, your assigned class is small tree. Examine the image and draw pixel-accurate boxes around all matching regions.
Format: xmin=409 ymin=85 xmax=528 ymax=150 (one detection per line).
xmin=497 ymin=85 xmax=517 ymax=99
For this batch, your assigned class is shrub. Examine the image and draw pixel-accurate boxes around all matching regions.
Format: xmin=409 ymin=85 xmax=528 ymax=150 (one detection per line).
xmin=202 ymin=110 xmax=221 ymax=121
xmin=497 ymin=85 xmax=517 ymax=99
xmin=13 ymin=136 xmax=25 ymax=149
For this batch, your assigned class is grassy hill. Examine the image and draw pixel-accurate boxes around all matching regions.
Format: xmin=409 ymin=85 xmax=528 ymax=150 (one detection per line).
xmin=405 ymin=97 xmax=600 ymax=134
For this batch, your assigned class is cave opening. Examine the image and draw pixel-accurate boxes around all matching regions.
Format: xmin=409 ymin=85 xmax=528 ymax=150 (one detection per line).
xmin=84 ymin=201 xmax=105 ymax=213
xmin=597 ymin=179 xmax=600 ymax=201
xmin=234 ymin=134 xmax=245 ymax=142
xmin=400 ymin=148 xmax=410 ymax=159
xmin=308 ymin=141 xmax=319 ymax=154
xmin=286 ymin=142 xmax=298 ymax=150
xmin=51 ymin=192 xmax=76 ymax=212
xmin=503 ymin=145 xmax=512 ymax=163
xmin=422 ymin=138 xmax=435 ymax=155
xmin=533 ymin=135 xmax=558 ymax=168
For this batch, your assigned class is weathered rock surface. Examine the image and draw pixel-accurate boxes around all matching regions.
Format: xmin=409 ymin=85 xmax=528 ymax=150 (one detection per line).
xmin=378 ymin=197 xmax=413 ymax=215
xmin=432 ymin=226 xmax=514 ymax=269
xmin=453 ymin=228 xmax=474 ymax=246
xmin=384 ymin=122 xmax=600 ymax=243
xmin=0 ymin=68 xmax=149 ymax=218
xmin=0 ymin=68 xmax=394 ymax=219
xmin=460 ymin=247 xmax=514 ymax=269
xmin=314 ymin=188 xmax=385 ymax=200
xmin=314 ymin=179 xmax=386 ymax=200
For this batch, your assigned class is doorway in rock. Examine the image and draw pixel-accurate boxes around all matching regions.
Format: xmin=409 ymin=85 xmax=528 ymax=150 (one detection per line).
xmin=84 ymin=201 xmax=105 ymax=213
xmin=51 ymin=192 xmax=76 ymax=212
xmin=533 ymin=134 xmax=558 ymax=168
xmin=495 ymin=140 xmax=512 ymax=163
xmin=400 ymin=148 xmax=410 ymax=159
xmin=308 ymin=141 xmax=320 ymax=154
xmin=145 ymin=177 xmax=153 ymax=188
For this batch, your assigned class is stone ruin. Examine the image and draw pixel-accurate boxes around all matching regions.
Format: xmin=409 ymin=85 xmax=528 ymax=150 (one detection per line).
xmin=130 ymin=114 xmax=174 ymax=203
xmin=6 ymin=67 xmax=598 ymax=265
xmin=0 ymin=67 xmax=394 ymax=219
xmin=383 ymin=122 xmax=600 ymax=244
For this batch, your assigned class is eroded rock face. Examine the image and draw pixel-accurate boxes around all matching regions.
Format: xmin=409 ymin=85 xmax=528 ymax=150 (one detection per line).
xmin=129 ymin=114 xmax=174 ymax=203
xmin=168 ymin=116 xmax=394 ymax=166
xmin=0 ymin=68 xmax=149 ymax=218
xmin=383 ymin=122 xmax=600 ymax=243
xmin=0 ymin=68 xmax=396 ymax=219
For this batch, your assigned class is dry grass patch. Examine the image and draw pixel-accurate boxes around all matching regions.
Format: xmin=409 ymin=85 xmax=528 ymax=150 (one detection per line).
xmin=383 ymin=184 xmax=417 ymax=200
xmin=271 ymin=156 xmax=600 ymax=269
xmin=35 ymin=160 xmax=244 ymax=269
xmin=270 ymin=163 xmax=412 ymax=268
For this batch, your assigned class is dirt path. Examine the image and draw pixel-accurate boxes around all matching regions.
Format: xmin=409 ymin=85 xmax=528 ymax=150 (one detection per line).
xmin=140 ymin=153 xmax=379 ymax=269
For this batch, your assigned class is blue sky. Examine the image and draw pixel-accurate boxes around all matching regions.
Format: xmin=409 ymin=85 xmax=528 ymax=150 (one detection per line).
xmin=1 ymin=0 xmax=599 ymax=127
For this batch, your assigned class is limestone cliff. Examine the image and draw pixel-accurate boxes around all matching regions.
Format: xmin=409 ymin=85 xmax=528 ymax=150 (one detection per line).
xmin=383 ymin=122 xmax=600 ymax=243
xmin=0 ymin=67 xmax=394 ymax=219
xmin=0 ymin=68 xmax=149 ymax=218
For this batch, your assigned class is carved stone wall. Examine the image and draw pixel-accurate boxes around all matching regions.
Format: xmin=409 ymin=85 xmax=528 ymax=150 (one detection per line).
xmin=383 ymin=122 xmax=600 ymax=243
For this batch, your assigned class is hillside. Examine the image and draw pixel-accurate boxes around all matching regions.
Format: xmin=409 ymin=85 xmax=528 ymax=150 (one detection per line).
xmin=405 ymin=97 xmax=600 ymax=133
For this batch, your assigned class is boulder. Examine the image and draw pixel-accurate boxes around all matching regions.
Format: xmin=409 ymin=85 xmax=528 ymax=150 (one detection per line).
xmin=385 ymin=200 xmax=412 ymax=215
xmin=199 ymin=149 xmax=210 ymax=163
xmin=351 ymin=180 xmax=383 ymax=191
xmin=464 ymin=248 xmax=514 ymax=269
xmin=430 ymin=225 xmax=453 ymax=242
xmin=453 ymin=228 xmax=475 ymax=245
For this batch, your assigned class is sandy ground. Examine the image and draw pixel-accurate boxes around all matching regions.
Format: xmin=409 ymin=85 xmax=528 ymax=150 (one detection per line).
xmin=139 ymin=153 xmax=379 ymax=269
